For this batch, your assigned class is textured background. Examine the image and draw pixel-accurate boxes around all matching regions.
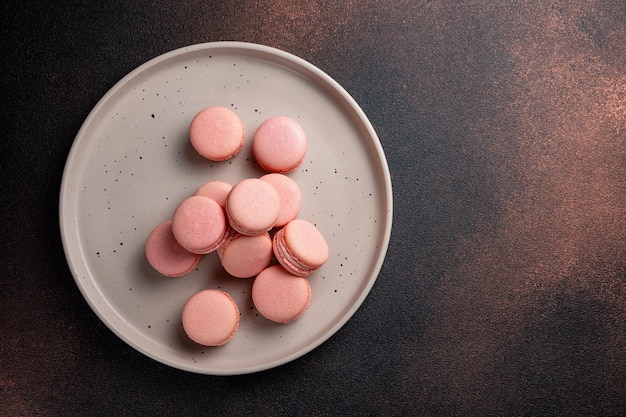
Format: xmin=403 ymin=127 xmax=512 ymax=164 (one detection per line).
xmin=1 ymin=1 xmax=625 ymax=416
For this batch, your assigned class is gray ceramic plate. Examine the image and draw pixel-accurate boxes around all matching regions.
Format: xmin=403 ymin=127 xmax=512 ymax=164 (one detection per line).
xmin=60 ymin=42 xmax=392 ymax=375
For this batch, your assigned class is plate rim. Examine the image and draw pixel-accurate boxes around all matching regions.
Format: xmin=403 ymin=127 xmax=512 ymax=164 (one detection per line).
xmin=59 ymin=41 xmax=393 ymax=375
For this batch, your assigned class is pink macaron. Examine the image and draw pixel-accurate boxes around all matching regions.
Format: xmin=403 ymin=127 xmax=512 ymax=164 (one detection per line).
xmin=252 ymin=116 xmax=307 ymax=173
xmin=193 ymin=180 xmax=233 ymax=207
xmin=217 ymin=231 xmax=274 ymax=278
xmin=273 ymin=219 xmax=329 ymax=277
xmin=182 ymin=289 xmax=240 ymax=346
xmin=225 ymin=178 xmax=280 ymax=236
xmin=260 ymin=173 xmax=302 ymax=227
xmin=252 ymin=265 xmax=311 ymax=323
xmin=145 ymin=220 xmax=202 ymax=277
xmin=171 ymin=195 xmax=229 ymax=254
xmin=189 ymin=106 xmax=245 ymax=161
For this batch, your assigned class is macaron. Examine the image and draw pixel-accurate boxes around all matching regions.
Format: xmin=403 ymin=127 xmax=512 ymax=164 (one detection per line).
xmin=171 ymin=195 xmax=229 ymax=254
xmin=189 ymin=106 xmax=245 ymax=161
xmin=252 ymin=265 xmax=311 ymax=323
xmin=217 ymin=231 xmax=273 ymax=278
xmin=273 ymin=219 xmax=329 ymax=277
xmin=260 ymin=173 xmax=302 ymax=227
xmin=252 ymin=116 xmax=307 ymax=173
xmin=182 ymin=289 xmax=240 ymax=346
xmin=226 ymin=178 xmax=280 ymax=236
xmin=194 ymin=180 xmax=233 ymax=207
xmin=145 ymin=220 xmax=202 ymax=277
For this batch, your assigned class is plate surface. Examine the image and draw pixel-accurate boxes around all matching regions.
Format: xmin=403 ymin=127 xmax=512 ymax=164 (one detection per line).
xmin=60 ymin=42 xmax=392 ymax=375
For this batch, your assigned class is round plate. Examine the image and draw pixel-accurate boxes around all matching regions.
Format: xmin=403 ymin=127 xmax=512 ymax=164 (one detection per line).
xmin=60 ymin=42 xmax=392 ymax=375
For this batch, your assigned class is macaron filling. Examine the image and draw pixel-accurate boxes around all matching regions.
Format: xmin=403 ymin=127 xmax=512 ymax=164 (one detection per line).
xmin=272 ymin=219 xmax=329 ymax=277
xmin=273 ymin=228 xmax=317 ymax=276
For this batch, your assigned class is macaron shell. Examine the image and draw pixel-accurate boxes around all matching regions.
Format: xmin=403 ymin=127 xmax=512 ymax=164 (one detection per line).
xmin=182 ymin=289 xmax=240 ymax=346
xmin=226 ymin=178 xmax=280 ymax=235
xmin=193 ymin=180 xmax=233 ymax=207
xmin=260 ymin=173 xmax=302 ymax=227
xmin=217 ymin=232 xmax=273 ymax=278
xmin=171 ymin=195 xmax=229 ymax=254
xmin=145 ymin=220 xmax=202 ymax=277
xmin=252 ymin=265 xmax=311 ymax=324
xmin=252 ymin=116 xmax=307 ymax=173
xmin=189 ymin=106 xmax=245 ymax=161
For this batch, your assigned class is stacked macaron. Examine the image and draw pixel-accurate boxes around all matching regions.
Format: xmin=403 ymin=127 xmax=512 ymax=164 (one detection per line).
xmin=144 ymin=106 xmax=329 ymax=347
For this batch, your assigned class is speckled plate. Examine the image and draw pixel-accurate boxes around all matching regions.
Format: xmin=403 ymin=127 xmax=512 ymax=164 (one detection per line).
xmin=60 ymin=42 xmax=392 ymax=375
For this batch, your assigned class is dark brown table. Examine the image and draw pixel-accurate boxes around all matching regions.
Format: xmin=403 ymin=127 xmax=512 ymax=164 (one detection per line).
xmin=2 ymin=1 xmax=625 ymax=415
